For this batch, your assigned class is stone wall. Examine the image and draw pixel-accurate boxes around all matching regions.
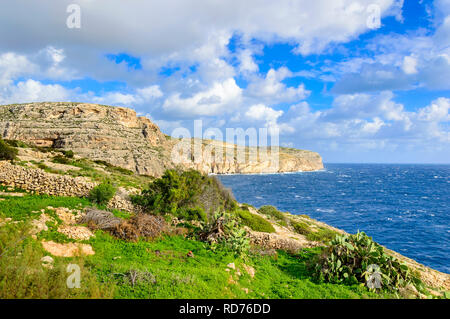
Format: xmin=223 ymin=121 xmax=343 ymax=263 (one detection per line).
xmin=0 ymin=161 xmax=96 ymax=197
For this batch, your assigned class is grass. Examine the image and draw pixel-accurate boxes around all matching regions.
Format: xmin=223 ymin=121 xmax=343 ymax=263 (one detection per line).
xmin=0 ymin=194 xmax=90 ymax=220
xmin=0 ymin=192 xmax=398 ymax=299
xmin=87 ymin=232 xmax=391 ymax=299
xmin=0 ymin=222 xmax=114 ymax=299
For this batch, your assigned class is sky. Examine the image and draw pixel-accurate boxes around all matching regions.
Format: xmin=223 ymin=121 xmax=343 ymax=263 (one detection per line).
xmin=0 ymin=0 xmax=449 ymax=163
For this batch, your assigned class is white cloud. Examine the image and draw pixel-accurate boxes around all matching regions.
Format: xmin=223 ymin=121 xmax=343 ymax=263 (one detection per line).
xmin=245 ymin=104 xmax=283 ymax=125
xmin=402 ymin=56 xmax=418 ymax=74
xmin=162 ymin=78 xmax=242 ymax=117
xmin=0 ymin=79 xmax=71 ymax=105
xmin=418 ymin=97 xmax=450 ymax=122
xmin=0 ymin=0 xmax=401 ymax=56
xmin=247 ymin=68 xmax=310 ymax=104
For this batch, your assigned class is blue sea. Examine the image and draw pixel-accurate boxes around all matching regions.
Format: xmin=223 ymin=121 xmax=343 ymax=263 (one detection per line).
xmin=217 ymin=164 xmax=450 ymax=274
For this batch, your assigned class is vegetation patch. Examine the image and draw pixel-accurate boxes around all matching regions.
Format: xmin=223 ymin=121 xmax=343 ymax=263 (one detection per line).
xmin=236 ymin=209 xmax=275 ymax=233
xmin=313 ymin=232 xmax=418 ymax=291
xmin=132 ymin=169 xmax=237 ymax=220
xmin=258 ymin=205 xmax=287 ymax=222
xmin=0 ymin=138 xmax=18 ymax=161
xmin=305 ymin=227 xmax=339 ymax=243
xmin=88 ymin=182 xmax=116 ymax=205
xmin=0 ymin=222 xmax=114 ymax=299
xmin=292 ymin=221 xmax=310 ymax=235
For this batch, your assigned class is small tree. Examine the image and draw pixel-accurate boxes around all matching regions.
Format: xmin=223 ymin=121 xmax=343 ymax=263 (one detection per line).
xmin=88 ymin=182 xmax=116 ymax=205
xmin=0 ymin=138 xmax=18 ymax=161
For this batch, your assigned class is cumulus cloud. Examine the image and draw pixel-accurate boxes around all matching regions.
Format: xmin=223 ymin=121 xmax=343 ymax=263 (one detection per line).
xmin=245 ymin=104 xmax=283 ymax=126
xmin=278 ymin=93 xmax=449 ymax=150
xmin=0 ymin=79 xmax=72 ymax=105
xmin=246 ymin=68 xmax=310 ymax=104
xmin=162 ymin=78 xmax=242 ymax=117
xmin=329 ymin=1 xmax=450 ymax=94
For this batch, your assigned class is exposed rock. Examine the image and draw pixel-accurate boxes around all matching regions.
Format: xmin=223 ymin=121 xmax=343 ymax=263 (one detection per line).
xmin=57 ymin=225 xmax=95 ymax=240
xmin=53 ymin=207 xmax=82 ymax=225
xmin=30 ymin=213 xmax=54 ymax=235
xmin=243 ymin=264 xmax=256 ymax=278
xmin=41 ymin=240 xmax=95 ymax=257
xmin=107 ymin=187 xmax=142 ymax=213
xmin=0 ymin=102 xmax=323 ymax=176
xmin=227 ymin=262 xmax=236 ymax=270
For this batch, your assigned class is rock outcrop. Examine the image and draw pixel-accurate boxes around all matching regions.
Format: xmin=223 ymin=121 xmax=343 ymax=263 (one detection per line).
xmin=0 ymin=102 xmax=323 ymax=176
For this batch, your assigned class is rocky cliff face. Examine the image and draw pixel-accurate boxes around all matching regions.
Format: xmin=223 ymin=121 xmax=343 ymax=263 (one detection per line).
xmin=0 ymin=102 xmax=323 ymax=176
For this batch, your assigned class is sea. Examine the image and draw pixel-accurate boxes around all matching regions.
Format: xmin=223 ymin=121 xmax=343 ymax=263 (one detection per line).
xmin=217 ymin=163 xmax=450 ymax=274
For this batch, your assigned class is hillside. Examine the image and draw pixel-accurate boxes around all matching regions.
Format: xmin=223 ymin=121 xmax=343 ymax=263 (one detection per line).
xmin=0 ymin=142 xmax=449 ymax=299
xmin=0 ymin=102 xmax=323 ymax=176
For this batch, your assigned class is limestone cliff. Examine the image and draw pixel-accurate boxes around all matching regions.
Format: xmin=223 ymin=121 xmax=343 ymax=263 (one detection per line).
xmin=0 ymin=102 xmax=323 ymax=176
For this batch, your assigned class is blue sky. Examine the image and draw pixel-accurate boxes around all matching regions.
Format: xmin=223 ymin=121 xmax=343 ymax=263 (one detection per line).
xmin=0 ymin=0 xmax=449 ymax=163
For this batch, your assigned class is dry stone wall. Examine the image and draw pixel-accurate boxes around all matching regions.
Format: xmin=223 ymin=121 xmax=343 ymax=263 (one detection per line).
xmin=0 ymin=161 xmax=96 ymax=197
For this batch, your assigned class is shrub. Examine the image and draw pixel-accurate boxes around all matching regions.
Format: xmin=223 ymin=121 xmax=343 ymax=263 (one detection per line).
xmin=177 ymin=207 xmax=208 ymax=223
xmin=132 ymin=169 xmax=237 ymax=220
xmin=292 ymin=222 xmax=310 ymax=235
xmin=306 ymin=227 xmax=339 ymax=243
xmin=258 ymin=205 xmax=287 ymax=222
xmin=236 ymin=209 xmax=275 ymax=233
xmin=61 ymin=150 xmax=74 ymax=158
xmin=88 ymin=182 xmax=116 ymax=205
xmin=0 ymin=138 xmax=18 ymax=160
xmin=313 ymin=232 xmax=413 ymax=291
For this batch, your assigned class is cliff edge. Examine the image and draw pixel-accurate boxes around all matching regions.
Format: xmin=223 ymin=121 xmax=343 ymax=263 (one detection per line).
xmin=0 ymin=102 xmax=323 ymax=176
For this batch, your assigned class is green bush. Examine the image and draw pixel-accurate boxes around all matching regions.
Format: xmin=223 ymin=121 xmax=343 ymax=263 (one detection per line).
xmin=177 ymin=207 xmax=207 ymax=223
xmin=292 ymin=221 xmax=310 ymax=235
xmin=132 ymin=169 xmax=237 ymax=220
xmin=62 ymin=150 xmax=74 ymax=158
xmin=0 ymin=138 xmax=18 ymax=160
xmin=313 ymin=232 xmax=414 ymax=291
xmin=258 ymin=205 xmax=287 ymax=222
xmin=88 ymin=182 xmax=117 ymax=205
xmin=236 ymin=209 xmax=275 ymax=233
